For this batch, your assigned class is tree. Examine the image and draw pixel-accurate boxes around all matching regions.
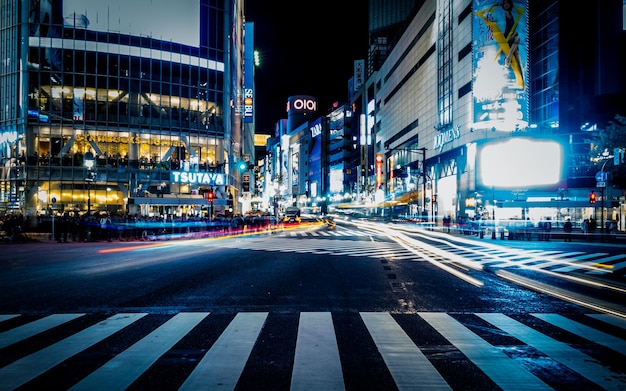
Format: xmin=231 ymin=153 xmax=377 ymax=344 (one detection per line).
xmin=591 ymin=115 xmax=626 ymax=189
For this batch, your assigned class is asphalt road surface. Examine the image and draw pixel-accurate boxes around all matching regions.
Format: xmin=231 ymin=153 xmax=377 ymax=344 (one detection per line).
xmin=1 ymin=219 xmax=625 ymax=390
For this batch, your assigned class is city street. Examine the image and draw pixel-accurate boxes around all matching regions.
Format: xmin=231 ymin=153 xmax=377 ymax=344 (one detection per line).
xmin=1 ymin=220 xmax=626 ymax=390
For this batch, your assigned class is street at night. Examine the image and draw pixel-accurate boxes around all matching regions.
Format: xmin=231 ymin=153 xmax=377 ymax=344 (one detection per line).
xmin=1 ymin=219 xmax=626 ymax=390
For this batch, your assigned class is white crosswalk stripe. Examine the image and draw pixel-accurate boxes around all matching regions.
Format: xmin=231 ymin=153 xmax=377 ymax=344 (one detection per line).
xmin=1 ymin=311 xmax=625 ymax=390
xmin=72 ymin=312 xmax=208 ymax=391
xmin=440 ymin=244 xmax=620 ymax=275
xmin=0 ymin=313 xmax=147 ymax=391
xmin=531 ymin=313 xmax=626 ymax=356
xmin=477 ymin=313 xmax=626 ymax=390
xmin=360 ymin=312 xmax=451 ymax=390
xmin=275 ymin=229 xmax=382 ymax=238
xmin=419 ymin=312 xmax=551 ymax=391
xmin=291 ymin=312 xmax=345 ymax=391
xmin=0 ymin=313 xmax=85 ymax=350
xmin=180 ymin=312 xmax=267 ymax=390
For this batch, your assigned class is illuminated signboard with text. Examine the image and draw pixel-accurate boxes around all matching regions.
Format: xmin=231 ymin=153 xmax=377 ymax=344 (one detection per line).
xmin=286 ymin=95 xmax=317 ymax=132
xmin=287 ymin=96 xmax=317 ymax=113
xmin=170 ymin=171 xmax=225 ymax=186
xmin=376 ymin=154 xmax=383 ymax=189
xmin=243 ymin=22 xmax=254 ymax=123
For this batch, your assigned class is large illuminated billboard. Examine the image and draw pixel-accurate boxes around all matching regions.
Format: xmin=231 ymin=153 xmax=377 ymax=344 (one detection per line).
xmin=478 ymin=138 xmax=563 ymax=188
xmin=473 ymin=0 xmax=528 ymax=131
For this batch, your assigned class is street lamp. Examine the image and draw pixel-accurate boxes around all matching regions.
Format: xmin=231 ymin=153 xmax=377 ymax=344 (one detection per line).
xmin=84 ymin=151 xmax=95 ymax=216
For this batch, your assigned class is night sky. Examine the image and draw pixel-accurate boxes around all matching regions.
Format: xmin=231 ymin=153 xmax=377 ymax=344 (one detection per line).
xmin=244 ymin=1 xmax=369 ymax=135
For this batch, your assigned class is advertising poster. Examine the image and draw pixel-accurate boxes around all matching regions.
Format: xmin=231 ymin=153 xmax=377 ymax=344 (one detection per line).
xmin=473 ymin=0 xmax=528 ymax=131
xmin=292 ymin=151 xmax=299 ymax=187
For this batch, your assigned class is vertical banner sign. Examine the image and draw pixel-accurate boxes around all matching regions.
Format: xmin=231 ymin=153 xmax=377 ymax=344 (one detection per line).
xmin=243 ymin=22 xmax=255 ymax=123
xmin=353 ymin=59 xmax=364 ymax=92
xmin=473 ymin=0 xmax=528 ymax=131
xmin=291 ymin=151 xmax=299 ymax=187
xmin=376 ymin=154 xmax=383 ymax=189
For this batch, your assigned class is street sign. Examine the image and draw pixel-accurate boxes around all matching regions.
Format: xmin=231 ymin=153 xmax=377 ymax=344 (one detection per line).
xmin=597 ymin=181 xmax=606 ymax=188
xmin=595 ymin=171 xmax=607 ymax=182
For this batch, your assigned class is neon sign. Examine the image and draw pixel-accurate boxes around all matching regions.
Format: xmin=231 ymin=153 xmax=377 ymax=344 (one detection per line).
xmin=243 ymin=88 xmax=253 ymax=119
xmin=171 ymin=171 xmax=225 ymax=186
xmin=376 ymin=154 xmax=383 ymax=188
xmin=287 ymin=97 xmax=317 ymax=113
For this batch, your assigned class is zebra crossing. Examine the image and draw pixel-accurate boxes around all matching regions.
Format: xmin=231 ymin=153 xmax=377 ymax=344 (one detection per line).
xmin=437 ymin=244 xmax=626 ymax=276
xmin=276 ymin=228 xmax=383 ymax=238
xmin=1 ymin=311 xmax=625 ymax=390
xmin=215 ymin=232 xmax=626 ymax=276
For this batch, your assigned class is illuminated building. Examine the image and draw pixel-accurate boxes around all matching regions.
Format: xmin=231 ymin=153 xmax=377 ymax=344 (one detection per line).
xmin=0 ymin=0 xmax=251 ymax=221
xmin=350 ymin=0 xmax=625 ymax=229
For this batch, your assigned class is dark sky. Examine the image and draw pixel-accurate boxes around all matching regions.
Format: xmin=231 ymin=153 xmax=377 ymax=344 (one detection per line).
xmin=244 ymin=2 xmax=369 ymax=135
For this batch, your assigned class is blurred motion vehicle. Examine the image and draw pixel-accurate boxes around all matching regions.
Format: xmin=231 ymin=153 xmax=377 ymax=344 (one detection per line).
xmin=283 ymin=207 xmax=301 ymax=223
xmin=322 ymin=216 xmax=336 ymax=229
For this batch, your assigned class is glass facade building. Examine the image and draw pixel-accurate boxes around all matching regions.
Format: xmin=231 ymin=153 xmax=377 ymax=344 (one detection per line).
xmin=346 ymin=0 xmax=625 ymax=231
xmin=1 ymin=0 xmax=246 ymax=221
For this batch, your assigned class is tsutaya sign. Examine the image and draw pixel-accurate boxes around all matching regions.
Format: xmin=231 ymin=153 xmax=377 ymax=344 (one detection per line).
xmin=171 ymin=171 xmax=225 ymax=186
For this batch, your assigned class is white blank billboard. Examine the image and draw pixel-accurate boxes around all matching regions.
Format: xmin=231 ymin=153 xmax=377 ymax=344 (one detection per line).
xmin=479 ymin=138 xmax=563 ymax=188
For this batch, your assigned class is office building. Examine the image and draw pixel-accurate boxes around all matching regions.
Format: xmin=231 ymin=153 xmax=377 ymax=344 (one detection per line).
xmin=0 ymin=0 xmax=250 ymax=223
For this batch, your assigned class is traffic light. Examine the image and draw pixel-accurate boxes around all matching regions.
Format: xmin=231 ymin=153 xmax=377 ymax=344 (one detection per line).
xmin=207 ymin=189 xmax=214 ymax=202
xmin=589 ymin=191 xmax=596 ymax=204
xmin=238 ymin=161 xmax=247 ymax=171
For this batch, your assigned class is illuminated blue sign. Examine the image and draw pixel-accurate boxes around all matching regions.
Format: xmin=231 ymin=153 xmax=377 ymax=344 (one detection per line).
xmin=170 ymin=171 xmax=225 ymax=186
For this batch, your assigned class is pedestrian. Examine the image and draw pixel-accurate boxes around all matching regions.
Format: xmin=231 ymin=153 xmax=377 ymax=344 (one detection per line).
xmin=525 ymin=218 xmax=533 ymax=241
xmin=443 ymin=215 xmax=451 ymax=233
xmin=563 ymin=218 xmax=573 ymax=242
xmin=589 ymin=218 xmax=597 ymax=241
xmin=544 ymin=218 xmax=552 ymax=241
xmin=537 ymin=221 xmax=545 ymax=241
xmin=609 ymin=220 xmax=617 ymax=241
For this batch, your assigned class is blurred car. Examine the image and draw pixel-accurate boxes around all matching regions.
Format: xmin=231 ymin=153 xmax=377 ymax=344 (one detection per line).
xmin=283 ymin=206 xmax=301 ymax=223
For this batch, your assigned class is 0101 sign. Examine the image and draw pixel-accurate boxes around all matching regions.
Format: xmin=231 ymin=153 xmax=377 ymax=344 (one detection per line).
xmin=288 ymin=97 xmax=317 ymax=113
